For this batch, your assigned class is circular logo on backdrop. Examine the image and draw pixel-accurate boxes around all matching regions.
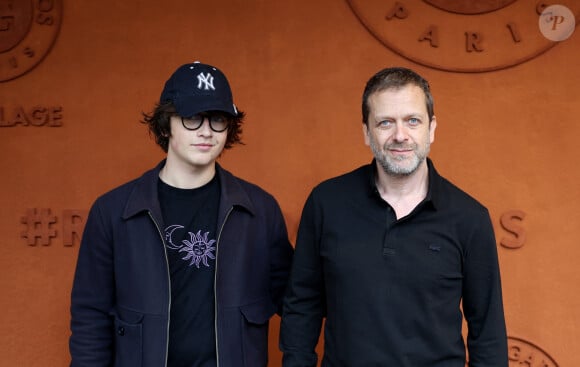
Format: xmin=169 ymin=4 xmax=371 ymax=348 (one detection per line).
xmin=508 ymin=336 xmax=559 ymax=366
xmin=0 ymin=0 xmax=63 ymax=82
xmin=346 ymin=0 xmax=578 ymax=72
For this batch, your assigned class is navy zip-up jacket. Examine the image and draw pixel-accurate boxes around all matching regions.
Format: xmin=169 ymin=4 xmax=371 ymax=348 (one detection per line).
xmin=70 ymin=161 xmax=293 ymax=367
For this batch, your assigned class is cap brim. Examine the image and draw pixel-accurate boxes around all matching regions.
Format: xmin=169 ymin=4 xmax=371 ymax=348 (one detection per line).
xmin=174 ymin=97 xmax=237 ymax=118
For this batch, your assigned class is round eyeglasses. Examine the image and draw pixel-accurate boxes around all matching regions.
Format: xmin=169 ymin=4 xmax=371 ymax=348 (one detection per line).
xmin=181 ymin=114 xmax=230 ymax=133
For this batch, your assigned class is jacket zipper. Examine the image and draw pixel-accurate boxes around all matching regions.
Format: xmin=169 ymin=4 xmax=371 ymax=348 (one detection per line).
xmin=214 ymin=206 xmax=234 ymax=367
xmin=148 ymin=211 xmax=171 ymax=367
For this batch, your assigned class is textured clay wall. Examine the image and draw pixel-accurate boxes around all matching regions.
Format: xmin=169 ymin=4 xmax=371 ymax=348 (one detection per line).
xmin=1 ymin=0 xmax=579 ymax=366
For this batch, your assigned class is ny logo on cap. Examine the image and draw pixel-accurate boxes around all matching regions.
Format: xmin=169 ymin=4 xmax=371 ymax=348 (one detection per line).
xmin=197 ymin=72 xmax=215 ymax=91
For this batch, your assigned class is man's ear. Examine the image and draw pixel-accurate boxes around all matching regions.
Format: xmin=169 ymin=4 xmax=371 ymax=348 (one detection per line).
xmin=363 ymin=123 xmax=370 ymax=147
xmin=429 ymin=115 xmax=437 ymax=144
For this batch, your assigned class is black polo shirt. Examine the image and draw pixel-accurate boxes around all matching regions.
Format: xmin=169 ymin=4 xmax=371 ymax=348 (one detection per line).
xmin=281 ymin=158 xmax=508 ymax=367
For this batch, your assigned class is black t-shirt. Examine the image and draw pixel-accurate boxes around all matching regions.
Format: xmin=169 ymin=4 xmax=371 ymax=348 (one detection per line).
xmin=158 ymin=174 xmax=220 ymax=367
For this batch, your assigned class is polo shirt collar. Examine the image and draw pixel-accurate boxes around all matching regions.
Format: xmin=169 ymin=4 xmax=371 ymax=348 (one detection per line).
xmin=366 ymin=157 xmax=442 ymax=210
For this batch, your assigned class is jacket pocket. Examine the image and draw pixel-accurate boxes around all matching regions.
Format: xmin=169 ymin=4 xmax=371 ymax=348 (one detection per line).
xmin=112 ymin=308 xmax=143 ymax=367
xmin=239 ymin=298 xmax=276 ymax=367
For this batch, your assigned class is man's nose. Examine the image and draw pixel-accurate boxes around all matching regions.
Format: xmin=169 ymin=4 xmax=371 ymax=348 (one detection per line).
xmin=392 ymin=122 xmax=407 ymax=141
xmin=197 ymin=118 xmax=213 ymax=135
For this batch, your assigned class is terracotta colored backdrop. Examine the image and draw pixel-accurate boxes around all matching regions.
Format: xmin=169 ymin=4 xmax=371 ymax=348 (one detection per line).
xmin=1 ymin=0 xmax=578 ymax=366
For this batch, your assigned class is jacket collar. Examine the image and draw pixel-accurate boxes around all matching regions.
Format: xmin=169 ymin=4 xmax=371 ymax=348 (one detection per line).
xmin=215 ymin=163 xmax=256 ymax=219
xmin=122 ymin=160 xmax=255 ymax=222
xmin=122 ymin=160 xmax=165 ymax=222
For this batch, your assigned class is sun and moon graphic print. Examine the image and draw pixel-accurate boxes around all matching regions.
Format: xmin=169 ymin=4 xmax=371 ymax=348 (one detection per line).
xmin=164 ymin=226 xmax=216 ymax=268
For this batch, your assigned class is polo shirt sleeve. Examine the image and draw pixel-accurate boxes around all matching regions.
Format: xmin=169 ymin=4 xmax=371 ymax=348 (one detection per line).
xmin=279 ymin=192 xmax=325 ymax=367
xmin=462 ymin=208 xmax=509 ymax=367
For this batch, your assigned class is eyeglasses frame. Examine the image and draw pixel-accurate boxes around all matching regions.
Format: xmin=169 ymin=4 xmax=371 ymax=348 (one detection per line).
xmin=180 ymin=114 xmax=230 ymax=133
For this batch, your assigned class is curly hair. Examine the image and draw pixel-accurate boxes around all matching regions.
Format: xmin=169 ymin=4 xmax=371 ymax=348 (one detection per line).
xmin=141 ymin=101 xmax=245 ymax=152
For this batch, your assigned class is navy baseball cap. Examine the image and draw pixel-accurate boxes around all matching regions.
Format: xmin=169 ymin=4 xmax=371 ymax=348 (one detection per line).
xmin=159 ymin=61 xmax=238 ymax=118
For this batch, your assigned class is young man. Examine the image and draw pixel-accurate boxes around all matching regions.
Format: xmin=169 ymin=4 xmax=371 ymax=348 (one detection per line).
xmin=280 ymin=67 xmax=508 ymax=366
xmin=70 ymin=61 xmax=294 ymax=367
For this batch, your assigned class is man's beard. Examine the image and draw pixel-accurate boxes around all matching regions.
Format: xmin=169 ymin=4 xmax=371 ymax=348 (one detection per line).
xmin=369 ymin=139 xmax=429 ymax=177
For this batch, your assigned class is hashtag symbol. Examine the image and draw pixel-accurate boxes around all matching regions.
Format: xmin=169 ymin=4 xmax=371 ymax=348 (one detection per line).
xmin=21 ymin=208 xmax=58 ymax=246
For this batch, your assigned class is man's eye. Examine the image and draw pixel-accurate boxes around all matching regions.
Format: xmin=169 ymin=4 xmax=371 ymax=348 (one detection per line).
xmin=377 ymin=120 xmax=392 ymax=127
xmin=212 ymin=115 xmax=226 ymax=123
xmin=408 ymin=118 xmax=420 ymax=125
